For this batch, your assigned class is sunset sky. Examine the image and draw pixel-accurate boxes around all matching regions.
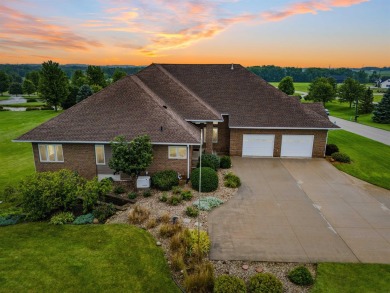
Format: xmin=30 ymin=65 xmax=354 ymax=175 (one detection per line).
xmin=0 ymin=0 xmax=388 ymax=67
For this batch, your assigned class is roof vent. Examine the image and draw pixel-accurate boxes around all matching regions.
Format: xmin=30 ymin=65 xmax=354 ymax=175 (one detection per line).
xmin=231 ymin=63 xmax=234 ymax=70
xmin=160 ymin=126 xmax=163 ymax=132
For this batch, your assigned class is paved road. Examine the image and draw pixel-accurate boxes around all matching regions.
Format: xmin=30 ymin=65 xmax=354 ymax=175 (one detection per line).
xmin=329 ymin=116 xmax=390 ymax=146
xmin=209 ymin=158 xmax=390 ymax=263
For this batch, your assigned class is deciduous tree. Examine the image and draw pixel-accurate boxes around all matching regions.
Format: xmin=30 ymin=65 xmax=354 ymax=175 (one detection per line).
xmin=61 ymin=85 xmax=78 ymax=109
xmin=372 ymin=89 xmax=390 ymax=124
xmin=278 ymin=76 xmax=295 ymax=95
xmin=22 ymin=79 xmax=36 ymax=95
xmin=307 ymin=77 xmax=336 ymax=106
xmin=338 ymin=77 xmax=365 ymax=108
xmin=359 ymin=87 xmax=374 ymax=114
xmin=86 ymin=65 xmax=106 ymax=87
xmin=25 ymin=70 xmax=40 ymax=90
xmin=9 ymin=82 xmax=23 ymax=95
xmin=0 ymin=71 xmax=10 ymax=95
xmin=71 ymin=70 xmax=87 ymax=88
xmin=112 ymin=68 xmax=127 ymax=82
xmin=76 ymin=84 xmax=93 ymax=103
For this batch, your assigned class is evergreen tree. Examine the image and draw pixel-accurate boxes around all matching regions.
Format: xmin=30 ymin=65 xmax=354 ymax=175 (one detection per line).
xmin=61 ymin=85 xmax=79 ymax=109
xmin=278 ymin=76 xmax=295 ymax=95
xmin=9 ymin=82 xmax=23 ymax=95
xmin=372 ymin=89 xmax=390 ymax=124
xmin=76 ymin=84 xmax=93 ymax=103
xmin=338 ymin=77 xmax=365 ymax=108
xmin=359 ymin=87 xmax=374 ymax=114
xmin=0 ymin=71 xmax=10 ymax=95
xmin=38 ymin=60 xmax=69 ymax=111
xmin=22 ymin=79 xmax=36 ymax=95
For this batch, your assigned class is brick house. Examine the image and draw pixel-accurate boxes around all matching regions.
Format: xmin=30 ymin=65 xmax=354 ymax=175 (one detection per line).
xmin=16 ymin=64 xmax=337 ymax=180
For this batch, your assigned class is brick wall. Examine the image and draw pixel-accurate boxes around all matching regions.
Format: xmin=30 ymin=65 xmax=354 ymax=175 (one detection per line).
xmin=230 ymin=129 xmax=327 ymax=157
xmin=214 ymin=115 xmax=230 ymax=155
xmin=32 ymin=143 xmax=97 ymax=179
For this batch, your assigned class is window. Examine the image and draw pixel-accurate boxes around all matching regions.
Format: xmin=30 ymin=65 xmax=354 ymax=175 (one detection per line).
xmin=168 ymin=146 xmax=187 ymax=159
xmin=203 ymin=127 xmax=218 ymax=143
xmin=38 ymin=144 xmax=64 ymax=162
xmin=95 ymin=145 xmax=105 ymax=165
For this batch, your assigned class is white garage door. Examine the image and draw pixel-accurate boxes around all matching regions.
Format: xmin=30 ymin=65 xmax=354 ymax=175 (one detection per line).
xmin=242 ymin=134 xmax=275 ymax=157
xmin=281 ymin=135 xmax=314 ymax=157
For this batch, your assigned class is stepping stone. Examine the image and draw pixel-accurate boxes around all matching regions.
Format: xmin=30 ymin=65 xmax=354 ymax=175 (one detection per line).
xmin=194 ymin=222 xmax=202 ymax=227
xmin=256 ymin=267 xmax=263 ymax=273
xmin=242 ymin=264 xmax=249 ymax=270
xmin=183 ymin=218 xmax=191 ymax=224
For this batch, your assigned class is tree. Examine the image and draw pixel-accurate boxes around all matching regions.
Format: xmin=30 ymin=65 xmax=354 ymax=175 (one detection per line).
xmin=355 ymin=69 xmax=368 ymax=83
xmin=372 ymin=89 xmax=390 ymax=124
xmin=9 ymin=82 xmax=23 ymax=95
xmin=359 ymin=87 xmax=374 ymax=114
xmin=338 ymin=77 xmax=365 ymax=108
xmin=307 ymin=77 xmax=336 ymax=105
xmin=22 ymin=79 xmax=36 ymax=95
xmin=112 ymin=68 xmax=127 ymax=82
xmin=71 ymin=70 xmax=87 ymax=88
xmin=25 ymin=70 xmax=40 ymax=90
xmin=0 ymin=71 xmax=10 ymax=95
xmin=9 ymin=72 xmax=22 ymax=83
xmin=109 ymin=135 xmax=153 ymax=178
xmin=38 ymin=60 xmax=69 ymax=111
xmin=76 ymin=84 xmax=93 ymax=103
xmin=61 ymin=85 xmax=78 ymax=109
xmin=90 ymin=84 xmax=103 ymax=93
xmin=278 ymin=76 xmax=295 ymax=95
xmin=86 ymin=65 xmax=106 ymax=87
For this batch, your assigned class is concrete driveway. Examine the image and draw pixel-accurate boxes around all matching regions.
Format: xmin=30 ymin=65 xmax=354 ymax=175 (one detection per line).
xmin=209 ymin=157 xmax=390 ymax=263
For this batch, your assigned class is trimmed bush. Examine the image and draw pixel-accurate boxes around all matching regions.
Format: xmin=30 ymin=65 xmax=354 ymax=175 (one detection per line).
xmin=191 ymin=167 xmax=219 ymax=192
xmin=93 ymin=203 xmax=116 ymax=223
xmin=186 ymin=206 xmax=199 ymax=218
xmin=224 ymin=172 xmax=241 ymax=188
xmin=73 ymin=213 xmax=94 ymax=225
xmin=193 ymin=196 xmax=223 ymax=211
xmin=128 ymin=205 xmax=150 ymax=224
xmin=172 ymin=186 xmax=182 ymax=195
xmin=184 ymin=261 xmax=214 ymax=293
xmin=248 ymin=273 xmax=283 ymax=293
xmin=197 ymin=154 xmax=220 ymax=171
xmin=181 ymin=190 xmax=193 ymax=201
xmin=128 ymin=192 xmax=138 ymax=200
xmin=288 ymin=266 xmax=314 ymax=286
xmin=214 ymin=275 xmax=246 ymax=293
xmin=220 ymin=156 xmax=232 ymax=169
xmin=332 ymin=152 xmax=351 ymax=163
xmin=113 ymin=185 xmax=126 ymax=194
xmin=325 ymin=144 xmax=339 ymax=156
xmin=77 ymin=177 xmax=112 ymax=213
xmin=168 ymin=195 xmax=182 ymax=206
xmin=151 ymin=170 xmax=179 ymax=191
xmin=49 ymin=212 xmax=74 ymax=225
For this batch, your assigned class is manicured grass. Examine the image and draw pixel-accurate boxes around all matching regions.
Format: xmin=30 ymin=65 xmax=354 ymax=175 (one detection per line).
xmin=0 ymin=223 xmax=180 ymax=293
xmin=269 ymin=82 xmax=310 ymax=93
xmin=0 ymin=96 xmax=10 ymax=101
xmin=5 ymin=102 xmax=46 ymax=107
xmin=311 ymin=263 xmax=390 ymax=293
xmin=328 ymin=130 xmax=390 ymax=190
xmin=326 ymin=101 xmax=390 ymax=131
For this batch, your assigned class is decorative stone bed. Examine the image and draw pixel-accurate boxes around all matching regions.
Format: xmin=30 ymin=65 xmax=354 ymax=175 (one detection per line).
xmin=107 ymin=170 xmax=316 ymax=292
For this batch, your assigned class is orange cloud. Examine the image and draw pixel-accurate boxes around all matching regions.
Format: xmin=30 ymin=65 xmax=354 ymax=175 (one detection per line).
xmin=330 ymin=0 xmax=369 ymax=7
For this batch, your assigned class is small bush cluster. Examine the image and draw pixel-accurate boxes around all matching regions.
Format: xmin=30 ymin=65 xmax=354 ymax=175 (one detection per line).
xmin=214 ymin=275 xmax=247 ymax=293
xmin=325 ymin=144 xmax=339 ymax=156
xmin=128 ymin=192 xmax=138 ymax=199
xmin=181 ymin=190 xmax=193 ymax=201
xmin=0 ymin=215 xmax=21 ymax=226
xmin=224 ymin=172 xmax=241 ymax=188
xmin=159 ymin=213 xmax=171 ymax=224
xmin=197 ymin=154 xmax=220 ymax=171
xmin=186 ymin=229 xmax=211 ymax=255
xmin=113 ymin=185 xmax=126 ymax=194
xmin=186 ymin=206 xmax=199 ymax=217
xmin=159 ymin=192 xmax=168 ymax=202
xmin=184 ymin=261 xmax=214 ymax=293
xmin=332 ymin=152 xmax=351 ymax=163
xmin=145 ymin=218 xmax=158 ymax=229
xmin=168 ymin=195 xmax=182 ymax=206
xmin=193 ymin=196 xmax=223 ymax=211
xmin=49 ymin=212 xmax=75 ymax=225
xmin=128 ymin=205 xmax=150 ymax=224
xmin=219 ymin=156 xmax=232 ymax=169
xmin=73 ymin=213 xmax=94 ymax=225
xmin=248 ymin=273 xmax=283 ymax=293
xmin=191 ymin=167 xmax=219 ymax=192
xmin=143 ymin=190 xmax=152 ymax=197
xmin=151 ymin=170 xmax=179 ymax=191
xmin=159 ymin=223 xmax=183 ymax=238
xmin=93 ymin=203 xmax=116 ymax=223
xmin=288 ymin=266 xmax=314 ymax=286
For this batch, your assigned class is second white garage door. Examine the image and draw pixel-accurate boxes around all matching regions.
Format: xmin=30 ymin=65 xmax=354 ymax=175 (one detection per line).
xmin=242 ymin=134 xmax=275 ymax=157
xmin=281 ymin=135 xmax=314 ymax=157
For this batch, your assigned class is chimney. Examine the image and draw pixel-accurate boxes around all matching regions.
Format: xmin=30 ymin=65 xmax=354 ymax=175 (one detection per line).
xmin=231 ymin=63 xmax=234 ymax=70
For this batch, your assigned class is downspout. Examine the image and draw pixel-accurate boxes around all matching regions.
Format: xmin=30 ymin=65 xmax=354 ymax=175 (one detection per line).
xmin=187 ymin=144 xmax=190 ymax=181
xmin=324 ymin=131 xmax=329 ymax=157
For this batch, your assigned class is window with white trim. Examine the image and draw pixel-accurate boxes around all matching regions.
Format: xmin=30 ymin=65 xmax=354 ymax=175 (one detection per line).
xmin=95 ymin=145 xmax=105 ymax=165
xmin=38 ymin=144 xmax=64 ymax=162
xmin=203 ymin=127 xmax=218 ymax=143
xmin=168 ymin=146 xmax=187 ymax=159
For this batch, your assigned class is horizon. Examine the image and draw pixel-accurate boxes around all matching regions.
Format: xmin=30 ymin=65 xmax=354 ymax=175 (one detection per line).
xmin=0 ymin=1 xmax=389 ymax=67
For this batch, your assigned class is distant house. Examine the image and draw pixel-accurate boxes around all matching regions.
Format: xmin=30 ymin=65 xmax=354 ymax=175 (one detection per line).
xmin=15 ymin=64 xmax=337 ymax=181
xmin=380 ymin=79 xmax=390 ymax=88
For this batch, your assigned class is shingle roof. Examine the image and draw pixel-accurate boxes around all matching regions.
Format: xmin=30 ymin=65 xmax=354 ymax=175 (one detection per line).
xmin=16 ymin=75 xmax=201 ymax=143
xmin=302 ymin=103 xmax=329 ymax=118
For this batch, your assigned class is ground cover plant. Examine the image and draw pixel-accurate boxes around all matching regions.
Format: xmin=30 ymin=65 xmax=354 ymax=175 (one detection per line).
xmin=0 ymin=223 xmax=180 ymax=292
xmin=328 ymin=130 xmax=390 ymax=190
xmin=311 ymin=263 xmax=390 ymax=293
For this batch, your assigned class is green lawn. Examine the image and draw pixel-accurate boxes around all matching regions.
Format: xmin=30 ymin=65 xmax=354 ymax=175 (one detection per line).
xmin=326 ymin=101 xmax=390 ymax=131
xmin=328 ymin=130 xmax=390 ymax=190
xmin=311 ymin=263 xmax=390 ymax=293
xmin=5 ymin=102 xmax=46 ymax=107
xmin=269 ymin=82 xmax=310 ymax=93
xmin=0 ymin=223 xmax=180 ymax=293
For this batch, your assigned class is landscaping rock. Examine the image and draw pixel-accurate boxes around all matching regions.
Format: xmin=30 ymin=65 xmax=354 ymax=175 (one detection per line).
xmin=242 ymin=264 xmax=249 ymax=270
xmin=156 ymin=241 xmax=161 ymax=246
xmin=256 ymin=267 xmax=263 ymax=273
xmin=93 ymin=218 xmax=99 ymax=224
xmin=183 ymin=218 xmax=191 ymax=224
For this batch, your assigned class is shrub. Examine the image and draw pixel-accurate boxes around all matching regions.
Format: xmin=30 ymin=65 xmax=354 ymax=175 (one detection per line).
xmin=113 ymin=185 xmax=126 ymax=194
xmin=248 ymin=273 xmax=283 ymax=293
xmin=73 ymin=213 xmax=94 ymax=225
xmin=332 ymin=152 xmax=351 ymax=163
xmin=186 ymin=206 xmax=199 ymax=218
xmin=159 ymin=223 xmax=182 ymax=238
xmin=325 ymin=144 xmax=339 ymax=156
xmin=224 ymin=172 xmax=241 ymax=188
xmin=171 ymin=252 xmax=186 ymax=272
xmin=220 ymin=156 xmax=232 ymax=169
xmin=0 ymin=215 xmax=20 ymax=226
xmin=143 ymin=190 xmax=152 ymax=197
xmin=197 ymin=154 xmax=220 ymax=171
xmin=184 ymin=261 xmax=214 ymax=293
xmin=151 ymin=170 xmax=179 ymax=191
xmin=128 ymin=205 xmax=150 ymax=224
xmin=288 ymin=266 xmax=314 ymax=286
xmin=191 ymin=167 xmax=219 ymax=192
xmin=172 ymin=186 xmax=182 ymax=195
xmin=77 ymin=177 xmax=112 ymax=213
xmin=93 ymin=203 xmax=116 ymax=223
xmin=214 ymin=275 xmax=247 ymax=293
xmin=159 ymin=212 xmax=171 ymax=223
xmin=159 ymin=192 xmax=168 ymax=202
xmin=49 ymin=212 xmax=74 ymax=225
xmin=193 ymin=196 xmax=223 ymax=211
xmin=168 ymin=195 xmax=182 ymax=206
xmin=181 ymin=190 xmax=193 ymax=201
xmin=128 ymin=192 xmax=138 ymax=200
xmin=170 ymin=232 xmax=185 ymax=253
xmin=186 ymin=229 xmax=211 ymax=255
xmin=145 ymin=218 xmax=158 ymax=229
